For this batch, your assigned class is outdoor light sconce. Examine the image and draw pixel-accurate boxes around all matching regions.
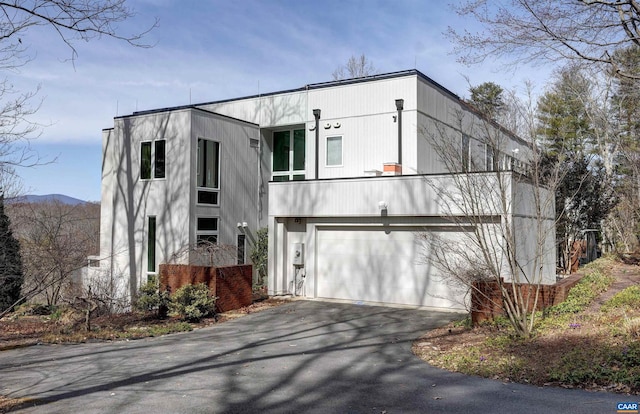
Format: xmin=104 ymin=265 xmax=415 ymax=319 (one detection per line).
xmin=324 ymin=122 xmax=331 ymax=129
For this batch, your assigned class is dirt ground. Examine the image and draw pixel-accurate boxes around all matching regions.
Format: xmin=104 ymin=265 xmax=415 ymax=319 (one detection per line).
xmin=413 ymin=260 xmax=640 ymax=393
xmin=0 ymin=298 xmax=288 ymax=351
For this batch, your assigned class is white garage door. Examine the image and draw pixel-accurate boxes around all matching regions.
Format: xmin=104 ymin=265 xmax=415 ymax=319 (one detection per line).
xmin=316 ymin=226 xmax=465 ymax=309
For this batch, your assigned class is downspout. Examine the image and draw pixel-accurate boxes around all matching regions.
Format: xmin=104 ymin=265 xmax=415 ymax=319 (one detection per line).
xmin=395 ymin=99 xmax=404 ymax=166
xmin=313 ymin=108 xmax=321 ymax=179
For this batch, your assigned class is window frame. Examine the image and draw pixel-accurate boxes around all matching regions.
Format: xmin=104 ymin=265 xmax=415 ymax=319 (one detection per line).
xmin=140 ymin=139 xmax=166 ymax=180
xmin=272 ymin=128 xmax=306 ymax=181
xmin=196 ymin=138 xmax=221 ymax=206
xmin=326 ymin=135 xmax=343 ymax=167
xmin=461 ymin=134 xmax=471 ymax=172
xmin=237 ymin=234 xmax=246 ymax=265
xmin=147 ymin=216 xmax=156 ymax=274
xmin=196 ymin=216 xmax=219 ymax=245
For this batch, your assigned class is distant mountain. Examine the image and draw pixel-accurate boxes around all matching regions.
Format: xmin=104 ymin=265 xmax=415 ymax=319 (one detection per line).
xmin=6 ymin=194 xmax=88 ymax=205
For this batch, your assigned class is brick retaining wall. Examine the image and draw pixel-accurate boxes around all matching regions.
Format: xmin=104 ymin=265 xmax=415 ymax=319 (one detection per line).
xmin=471 ymin=273 xmax=583 ymax=324
xmin=159 ymin=264 xmax=253 ymax=313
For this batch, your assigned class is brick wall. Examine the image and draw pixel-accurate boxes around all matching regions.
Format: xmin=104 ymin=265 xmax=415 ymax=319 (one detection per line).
xmin=471 ymin=273 xmax=583 ymax=324
xmin=159 ymin=264 xmax=253 ymax=313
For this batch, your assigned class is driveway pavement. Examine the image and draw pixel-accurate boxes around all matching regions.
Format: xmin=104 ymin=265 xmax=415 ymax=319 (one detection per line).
xmin=0 ymin=301 xmax=629 ymax=413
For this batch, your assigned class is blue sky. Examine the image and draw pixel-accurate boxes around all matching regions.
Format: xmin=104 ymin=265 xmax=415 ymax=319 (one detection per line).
xmin=12 ymin=0 xmax=553 ymax=202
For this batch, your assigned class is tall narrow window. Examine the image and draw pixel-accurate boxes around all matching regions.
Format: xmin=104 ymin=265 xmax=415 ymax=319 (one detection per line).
xmin=196 ymin=139 xmax=220 ymax=205
xmin=272 ymin=128 xmax=305 ymax=181
xmin=486 ymin=144 xmax=495 ymax=171
xmin=141 ymin=142 xmax=152 ymax=179
xmin=326 ymin=136 xmax=343 ymax=166
xmin=237 ymin=234 xmax=246 ymax=264
xmin=147 ymin=216 xmax=156 ymax=274
xmin=461 ymin=134 xmax=470 ymax=172
xmin=155 ymin=140 xmax=166 ymax=178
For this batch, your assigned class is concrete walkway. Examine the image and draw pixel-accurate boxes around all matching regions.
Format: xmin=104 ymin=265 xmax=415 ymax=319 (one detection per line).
xmin=0 ymin=301 xmax=628 ymax=413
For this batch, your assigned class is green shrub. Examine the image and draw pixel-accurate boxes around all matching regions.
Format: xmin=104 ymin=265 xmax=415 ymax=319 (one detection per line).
xmin=169 ymin=283 xmax=216 ymax=322
xmin=134 ymin=277 xmax=170 ymax=316
xmin=250 ymin=228 xmax=268 ymax=289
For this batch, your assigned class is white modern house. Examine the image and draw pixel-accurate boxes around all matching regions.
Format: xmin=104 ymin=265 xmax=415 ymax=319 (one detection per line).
xmin=90 ymin=69 xmax=555 ymax=311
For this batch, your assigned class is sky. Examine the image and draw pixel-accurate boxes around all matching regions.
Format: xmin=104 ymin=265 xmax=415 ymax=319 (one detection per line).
xmin=10 ymin=0 xmax=554 ymax=202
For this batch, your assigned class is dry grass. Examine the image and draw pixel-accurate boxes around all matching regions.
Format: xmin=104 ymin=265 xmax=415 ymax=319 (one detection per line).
xmin=413 ymin=258 xmax=640 ymax=394
xmin=0 ymin=298 xmax=288 ymax=350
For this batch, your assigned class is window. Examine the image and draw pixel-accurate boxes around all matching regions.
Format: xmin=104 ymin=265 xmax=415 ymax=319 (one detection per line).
xmin=486 ymin=144 xmax=496 ymax=171
xmin=147 ymin=216 xmax=156 ymax=274
xmin=462 ymin=134 xmax=470 ymax=172
xmin=141 ymin=142 xmax=151 ymax=179
xmin=197 ymin=138 xmax=220 ymax=205
xmin=237 ymin=234 xmax=246 ymax=264
xmin=197 ymin=217 xmax=218 ymax=245
xmin=155 ymin=140 xmax=166 ymax=178
xmin=272 ymin=128 xmax=305 ymax=181
xmin=141 ymin=140 xmax=166 ymax=180
xmin=326 ymin=136 xmax=343 ymax=166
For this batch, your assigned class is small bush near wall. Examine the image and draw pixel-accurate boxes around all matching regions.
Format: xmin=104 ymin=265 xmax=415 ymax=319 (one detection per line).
xmin=134 ymin=276 xmax=170 ymax=317
xmin=159 ymin=264 xmax=253 ymax=313
xmin=169 ymin=283 xmax=216 ymax=322
xmin=250 ymin=228 xmax=268 ymax=289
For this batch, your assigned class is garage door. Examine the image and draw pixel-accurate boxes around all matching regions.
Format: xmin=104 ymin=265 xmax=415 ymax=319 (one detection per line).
xmin=316 ymin=227 xmax=465 ymax=309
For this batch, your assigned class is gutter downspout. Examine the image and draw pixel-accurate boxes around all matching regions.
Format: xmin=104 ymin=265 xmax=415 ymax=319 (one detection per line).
xmin=395 ymin=99 xmax=404 ymax=166
xmin=313 ymin=109 xmax=321 ymax=179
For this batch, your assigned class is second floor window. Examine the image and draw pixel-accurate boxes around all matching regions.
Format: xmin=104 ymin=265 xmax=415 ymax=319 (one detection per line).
xmin=141 ymin=140 xmax=166 ymax=180
xmin=273 ymin=128 xmax=305 ymax=181
xmin=197 ymin=138 xmax=220 ymax=205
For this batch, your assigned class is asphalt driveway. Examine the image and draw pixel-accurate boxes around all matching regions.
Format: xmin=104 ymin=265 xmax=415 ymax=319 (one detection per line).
xmin=0 ymin=301 xmax=628 ymax=413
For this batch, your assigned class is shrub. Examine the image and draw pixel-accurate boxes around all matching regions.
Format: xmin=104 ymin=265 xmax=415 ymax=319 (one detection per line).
xmin=134 ymin=277 xmax=170 ymax=317
xmin=169 ymin=283 xmax=216 ymax=322
xmin=250 ymin=228 xmax=268 ymax=289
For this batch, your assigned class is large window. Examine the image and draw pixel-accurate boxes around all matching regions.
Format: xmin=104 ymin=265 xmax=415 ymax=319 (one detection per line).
xmin=326 ymin=136 xmax=343 ymax=166
xmin=272 ymin=129 xmax=305 ymax=181
xmin=197 ymin=138 xmax=220 ymax=205
xmin=141 ymin=140 xmax=166 ymax=180
xmin=197 ymin=217 xmax=218 ymax=244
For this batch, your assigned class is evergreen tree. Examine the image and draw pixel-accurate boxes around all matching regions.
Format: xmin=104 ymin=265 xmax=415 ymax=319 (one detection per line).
xmin=468 ymin=82 xmax=505 ymax=120
xmin=537 ymin=65 xmax=614 ymax=271
xmin=0 ymin=193 xmax=23 ymax=311
xmin=537 ymin=66 xmax=592 ymax=158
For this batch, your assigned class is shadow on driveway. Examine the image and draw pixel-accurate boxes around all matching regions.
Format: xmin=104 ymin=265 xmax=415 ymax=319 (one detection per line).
xmin=0 ymin=301 xmax=625 ymax=413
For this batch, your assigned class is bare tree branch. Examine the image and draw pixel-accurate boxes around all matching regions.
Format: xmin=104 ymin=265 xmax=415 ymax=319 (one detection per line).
xmin=448 ymin=0 xmax=640 ymax=79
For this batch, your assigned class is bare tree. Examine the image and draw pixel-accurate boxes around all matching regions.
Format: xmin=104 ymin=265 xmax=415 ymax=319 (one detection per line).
xmin=448 ymin=0 xmax=640 ymax=80
xmin=0 ymin=1 xmax=156 ymax=179
xmin=418 ymin=93 xmax=557 ymax=338
xmin=332 ymin=54 xmax=377 ymax=80
xmin=168 ymin=240 xmax=237 ymax=268
xmin=7 ymin=201 xmax=100 ymax=307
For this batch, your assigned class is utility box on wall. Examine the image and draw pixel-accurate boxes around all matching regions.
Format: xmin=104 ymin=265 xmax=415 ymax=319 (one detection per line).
xmin=292 ymin=243 xmax=304 ymax=266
